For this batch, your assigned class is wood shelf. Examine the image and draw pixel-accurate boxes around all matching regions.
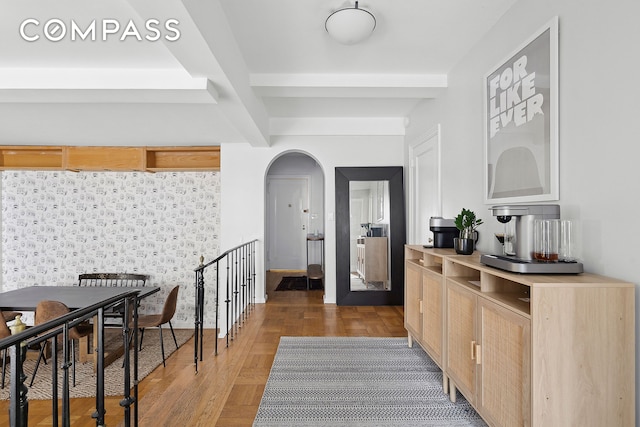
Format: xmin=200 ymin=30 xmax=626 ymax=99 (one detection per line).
xmin=0 ymin=146 xmax=64 ymax=170
xmin=66 ymin=146 xmax=145 ymax=171
xmin=146 ymin=146 xmax=220 ymax=171
xmin=423 ymin=265 xmax=443 ymax=276
xmin=0 ymin=145 xmax=220 ymax=172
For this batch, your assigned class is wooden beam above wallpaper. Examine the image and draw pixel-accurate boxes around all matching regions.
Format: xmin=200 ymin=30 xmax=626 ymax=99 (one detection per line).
xmin=0 ymin=145 xmax=220 ymax=172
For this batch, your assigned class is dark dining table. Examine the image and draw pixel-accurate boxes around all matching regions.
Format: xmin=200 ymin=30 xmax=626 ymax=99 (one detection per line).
xmin=0 ymin=285 xmax=159 ymax=311
xmin=0 ymin=285 xmax=160 ymax=369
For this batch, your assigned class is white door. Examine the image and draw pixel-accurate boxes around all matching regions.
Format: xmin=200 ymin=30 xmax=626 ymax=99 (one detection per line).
xmin=409 ymin=125 xmax=441 ymax=245
xmin=267 ymin=177 xmax=309 ymax=270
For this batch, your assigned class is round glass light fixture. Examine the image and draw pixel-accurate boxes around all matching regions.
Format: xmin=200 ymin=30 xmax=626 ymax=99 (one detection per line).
xmin=325 ymin=1 xmax=376 ymax=45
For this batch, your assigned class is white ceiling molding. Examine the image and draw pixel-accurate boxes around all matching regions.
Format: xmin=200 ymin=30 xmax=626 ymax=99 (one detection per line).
xmin=0 ymin=88 xmax=218 ymax=104
xmin=251 ymin=73 xmax=447 ymax=98
xmin=269 ymin=117 xmax=407 ymax=137
xmin=0 ymin=69 xmax=218 ymax=103
xmin=0 ymin=68 xmax=210 ymax=90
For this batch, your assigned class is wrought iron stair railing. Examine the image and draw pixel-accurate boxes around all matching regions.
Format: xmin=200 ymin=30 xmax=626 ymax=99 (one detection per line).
xmin=0 ymin=291 xmax=141 ymax=427
xmin=193 ymin=239 xmax=258 ymax=371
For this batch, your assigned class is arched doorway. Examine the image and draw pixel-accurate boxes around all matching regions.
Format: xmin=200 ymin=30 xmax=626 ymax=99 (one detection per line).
xmin=264 ymin=152 xmax=325 ymax=298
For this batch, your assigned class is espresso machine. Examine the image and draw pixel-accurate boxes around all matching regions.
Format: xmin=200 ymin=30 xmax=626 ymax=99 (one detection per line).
xmin=480 ymin=204 xmax=583 ymax=273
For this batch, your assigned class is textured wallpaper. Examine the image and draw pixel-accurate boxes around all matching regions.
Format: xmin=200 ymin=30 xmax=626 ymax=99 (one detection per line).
xmin=1 ymin=170 xmax=220 ymax=328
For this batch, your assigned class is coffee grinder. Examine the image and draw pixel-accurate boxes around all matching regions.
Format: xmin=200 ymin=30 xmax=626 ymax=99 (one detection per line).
xmin=480 ymin=204 xmax=583 ymax=273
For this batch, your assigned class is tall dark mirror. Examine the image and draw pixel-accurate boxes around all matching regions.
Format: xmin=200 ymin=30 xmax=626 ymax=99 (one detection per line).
xmin=335 ymin=167 xmax=405 ymax=305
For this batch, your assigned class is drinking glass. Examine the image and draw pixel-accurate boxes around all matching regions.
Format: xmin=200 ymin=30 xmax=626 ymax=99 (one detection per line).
xmin=560 ymin=220 xmax=576 ymax=262
xmin=534 ymin=219 xmax=559 ymax=262
xmin=503 ymin=220 xmax=516 ymax=256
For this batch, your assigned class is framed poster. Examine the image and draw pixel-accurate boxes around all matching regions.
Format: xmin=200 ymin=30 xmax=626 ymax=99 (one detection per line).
xmin=483 ymin=16 xmax=559 ymax=204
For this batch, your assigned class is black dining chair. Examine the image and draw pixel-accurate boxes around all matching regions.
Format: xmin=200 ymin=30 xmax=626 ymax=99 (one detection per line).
xmin=77 ymin=273 xmax=148 ymax=287
xmin=78 ymin=273 xmax=149 ymax=327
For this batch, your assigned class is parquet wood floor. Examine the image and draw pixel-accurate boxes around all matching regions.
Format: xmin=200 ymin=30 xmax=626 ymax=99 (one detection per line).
xmin=0 ymin=271 xmax=405 ymax=427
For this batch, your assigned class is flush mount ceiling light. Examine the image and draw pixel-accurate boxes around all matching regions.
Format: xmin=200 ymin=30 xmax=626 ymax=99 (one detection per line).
xmin=325 ymin=1 xmax=376 ymax=45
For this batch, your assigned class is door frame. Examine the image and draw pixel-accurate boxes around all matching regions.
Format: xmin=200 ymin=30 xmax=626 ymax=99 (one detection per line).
xmin=408 ymin=124 xmax=442 ymax=245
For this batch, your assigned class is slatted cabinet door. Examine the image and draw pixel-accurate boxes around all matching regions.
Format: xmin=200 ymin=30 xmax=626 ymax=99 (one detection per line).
xmin=446 ymin=281 xmax=477 ymax=404
xmin=404 ymin=262 xmax=423 ymax=341
xmin=476 ymin=298 xmax=531 ymax=427
xmin=421 ymin=269 xmax=443 ymax=364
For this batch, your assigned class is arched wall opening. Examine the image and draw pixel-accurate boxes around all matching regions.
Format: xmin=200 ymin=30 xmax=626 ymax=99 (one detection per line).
xmin=264 ymin=151 xmax=325 ymax=298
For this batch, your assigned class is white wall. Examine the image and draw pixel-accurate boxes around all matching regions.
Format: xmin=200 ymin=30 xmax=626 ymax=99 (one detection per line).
xmin=405 ymin=0 xmax=640 ymax=419
xmin=220 ymin=135 xmax=405 ymax=305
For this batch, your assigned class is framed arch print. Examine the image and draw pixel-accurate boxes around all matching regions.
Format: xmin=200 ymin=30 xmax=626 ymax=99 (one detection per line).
xmin=483 ymin=16 xmax=559 ymax=204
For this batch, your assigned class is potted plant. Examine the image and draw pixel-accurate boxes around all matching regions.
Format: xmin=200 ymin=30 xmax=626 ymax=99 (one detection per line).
xmin=453 ymin=208 xmax=483 ymax=254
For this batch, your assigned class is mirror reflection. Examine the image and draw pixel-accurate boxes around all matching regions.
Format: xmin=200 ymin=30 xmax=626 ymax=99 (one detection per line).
xmin=349 ymin=180 xmax=391 ymax=291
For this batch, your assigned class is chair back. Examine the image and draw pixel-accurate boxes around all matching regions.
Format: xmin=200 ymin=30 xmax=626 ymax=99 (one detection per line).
xmin=2 ymin=311 xmax=21 ymax=323
xmin=35 ymin=301 xmax=69 ymax=325
xmin=0 ymin=312 xmax=10 ymax=340
xmin=34 ymin=301 xmax=87 ymax=340
xmin=160 ymin=286 xmax=180 ymax=325
xmin=78 ymin=273 xmax=148 ymax=287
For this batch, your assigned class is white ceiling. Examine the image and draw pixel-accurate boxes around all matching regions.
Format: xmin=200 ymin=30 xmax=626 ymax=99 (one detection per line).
xmin=0 ymin=0 xmax=517 ymax=146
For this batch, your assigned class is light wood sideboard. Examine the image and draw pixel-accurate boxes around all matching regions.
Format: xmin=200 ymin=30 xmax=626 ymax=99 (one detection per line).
xmin=404 ymin=245 xmax=635 ymax=427
xmin=356 ymin=237 xmax=388 ymax=288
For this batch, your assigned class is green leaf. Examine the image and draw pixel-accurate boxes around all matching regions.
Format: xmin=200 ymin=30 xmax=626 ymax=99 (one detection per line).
xmin=454 ymin=208 xmax=482 ymax=231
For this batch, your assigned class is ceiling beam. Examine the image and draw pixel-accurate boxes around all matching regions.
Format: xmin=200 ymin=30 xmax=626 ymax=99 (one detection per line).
xmin=0 ymin=69 xmax=218 ymax=103
xmin=251 ymin=73 xmax=448 ymax=98
xmin=270 ymin=117 xmax=408 ymax=137
xmin=130 ymin=0 xmax=271 ymax=147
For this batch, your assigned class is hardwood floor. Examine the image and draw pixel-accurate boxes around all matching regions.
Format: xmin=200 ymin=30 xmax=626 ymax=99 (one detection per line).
xmin=0 ymin=271 xmax=406 ymax=427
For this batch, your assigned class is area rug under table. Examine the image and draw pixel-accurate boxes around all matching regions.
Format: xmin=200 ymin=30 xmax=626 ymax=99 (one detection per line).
xmin=0 ymin=328 xmax=193 ymax=400
xmin=253 ymin=337 xmax=486 ymax=427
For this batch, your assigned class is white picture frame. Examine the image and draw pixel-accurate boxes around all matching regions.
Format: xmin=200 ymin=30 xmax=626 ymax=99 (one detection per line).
xmin=483 ymin=16 xmax=559 ymax=204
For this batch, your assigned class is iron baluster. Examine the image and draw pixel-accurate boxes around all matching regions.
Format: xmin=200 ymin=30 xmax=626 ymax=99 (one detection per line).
xmin=120 ymin=296 xmax=133 ymax=427
xmin=133 ymin=294 xmax=140 ymax=427
xmin=62 ymin=323 xmax=70 ymax=427
xmin=199 ymin=268 xmax=205 ymax=361
xmin=234 ymin=250 xmax=240 ymax=332
xmin=193 ymin=269 xmax=199 ymax=371
xmin=92 ymin=307 xmax=106 ymax=426
xmin=224 ymin=257 xmax=231 ymax=347
xmin=51 ymin=337 xmax=58 ymax=427
xmin=8 ymin=329 xmax=28 ymax=427
xmin=214 ymin=263 xmax=220 ymax=356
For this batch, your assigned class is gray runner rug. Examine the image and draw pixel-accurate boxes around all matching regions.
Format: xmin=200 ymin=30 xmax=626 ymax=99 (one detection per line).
xmin=253 ymin=337 xmax=487 ymax=427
